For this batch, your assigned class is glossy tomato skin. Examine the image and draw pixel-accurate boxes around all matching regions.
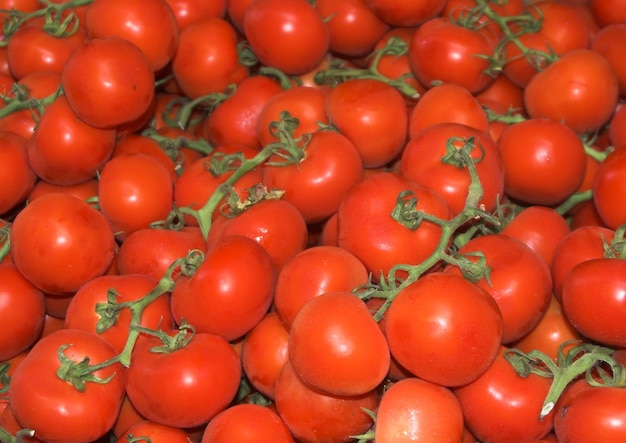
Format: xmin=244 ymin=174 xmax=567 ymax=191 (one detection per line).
xmin=166 ymin=0 xmax=227 ymax=30
xmin=375 ymin=377 xmax=464 ymax=443
xmin=9 ymin=329 xmax=126 ymax=443
xmin=125 ymin=332 xmax=241 ymax=428
xmin=593 ymin=146 xmax=626 ymax=229
xmin=0 ymin=131 xmax=36 ymax=215
xmin=366 ymin=0 xmax=445 ymax=27
xmin=385 ymin=272 xmax=503 ymax=387
xmin=62 ymin=37 xmax=155 ymax=129
xmin=244 ymin=0 xmax=330 ymax=75
xmin=10 ymin=193 xmax=116 ymax=295
xmin=592 ymin=23 xmax=626 ymax=97
xmin=119 ymin=420 xmax=192 ymax=443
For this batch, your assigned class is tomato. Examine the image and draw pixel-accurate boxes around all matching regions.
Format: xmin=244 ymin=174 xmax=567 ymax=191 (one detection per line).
xmin=243 ymin=0 xmax=330 ymax=75
xmin=98 ymin=153 xmax=174 ymax=241
xmin=172 ymin=17 xmax=248 ymax=99
xmin=594 ymin=26 xmax=626 ymax=98
xmin=386 ymin=272 xmax=503 ymax=386
xmin=201 ymin=404 xmax=294 ymax=443
xmin=207 ymin=198 xmax=307 ymax=272
xmin=408 ymin=17 xmax=498 ymax=93
xmin=609 ymin=103 xmax=626 ymax=148
xmin=111 ymin=395 xmax=146 ymax=438
xmin=375 ymin=377 xmax=464 ymax=443
xmin=528 ymin=1 xmax=592 ymax=55
xmin=125 ymin=331 xmax=241 ymax=428
xmin=501 ymin=31 xmax=554 ymax=89
xmin=0 ymin=263 xmax=44 ymax=361
xmin=593 ymin=146 xmax=626 ymax=229
xmin=112 ymin=133 xmax=178 ymax=182
xmin=9 ymin=329 xmax=126 ymax=443
xmin=325 ymin=78 xmax=408 ymax=168
xmin=408 ymin=83 xmax=489 ymax=137
xmin=241 ymin=312 xmax=289 ymax=399
xmin=6 ymin=17 xmax=87 ymax=80
xmin=171 ymin=235 xmax=275 ymax=341
xmin=590 ymin=0 xmax=626 ymax=27
xmin=315 ymin=0 xmax=389 ymax=57
xmin=274 ymin=360 xmax=379 ymax=443
xmin=442 ymin=0 xmax=525 ymax=40
xmin=85 ymin=0 xmax=179 ymax=71
xmin=453 ymin=346 xmax=555 ymax=443
xmin=166 ymin=0 xmax=227 ymax=30
xmin=10 ymin=193 xmax=116 ymax=295
xmin=119 ymin=419 xmax=191 ymax=443
xmin=0 ymin=131 xmax=36 ymax=216
xmin=27 ymin=96 xmax=117 ymax=185
xmin=62 ymin=36 xmax=155 ymax=129
xmin=475 ymin=73 xmax=525 ymax=113
xmin=28 ymin=178 xmax=99 ymax=204
xmin=201 ymin=75 xmax=284 ymax=150
xmin=524 ymin=49 xmax=619 ymax=134
xmin=497 ymin=117 xmax=587 ymax=205
xmin=400 ymin=122 xmax=504 ymax=216
xmin=337 ymin=172 xmax=451 ymax=281
xmin=262 ymin=129 xmax=364 ymax=223
xmin=501 ymin=205 xmax=571 ymax=267
xmin=550 ymin=225 xmax=615 ymax=301
xmin=365 ymin=0 xmax=445 ymax=26
xmin=273 ymin=245 xmax=369 ymax=330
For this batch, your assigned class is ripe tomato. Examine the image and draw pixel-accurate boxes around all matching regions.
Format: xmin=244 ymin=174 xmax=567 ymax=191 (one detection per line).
xmin=274 ymin=360 xmax=379 ymax=442
xmin=166 ymin=0 xmax=227 ymax=30
xmin=27 ymin=178 xmax=99 ymax=204
xmin=84 ymin=0 xmax=179 ymax=71
xmin=593 ymin=146 xmax=626 ymax=229
xmin=386 ymin=272 xmax=503 ymax=386
xmin=0 ymin=131 xmax=36 ymax=215
xmin=172 ymin=17 xmax=248 ymax=99
xmin=201 ymin=404 xmax=295 ymax=443
xmin=375 ymin=377 xmax=464 ymax=443
xmin=609 ymin=103 xmax=626 ymax=147
xmin=501 ymin=31 xmax=554 ymax=89
xmin=0 ymin=263 xmax=44 ymax=361
xmin=119 ymin=419 xmax=192 ymax=443
xmin=171 ymin=235 xmax=275 ymax=341
xmin=527 ymin=1 xmax=592 ymax=55
xmin=98 ymin=153 xmax=174 ymax=241
xmin=337 ymin=172 xmax=451 ymax=281
xmin=400 ymin=122 xmax=504 ymax=216
xmin=243 ymin=0 xmax=330 ymax=75
xmin=497 ymin=117 xmax=587 ymax=206
xmin=9 ymin=329 xmax=126 ymax=443
xmin=365 ymin=0 xmax=445 ymax=26
xmin=125 ymin=331 xmax=241 ymax=428
xmin=590 ymin=0 xmax=626 ymax=27
xmin=475 ymin=73 xmax=525 ymax=113
xmin=10 ymin=193 xmax=116 ymax=295
xmin=111 ymin=133 xmax=178 ymax=182
xmin=524 ymin=49 xmax=619 ymax=134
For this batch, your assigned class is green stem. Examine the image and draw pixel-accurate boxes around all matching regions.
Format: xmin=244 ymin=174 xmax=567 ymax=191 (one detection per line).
xmin=554 ymin=190 xmax=593 ymax=216
xmin=0 ymin=85 xmax=63 ymax=119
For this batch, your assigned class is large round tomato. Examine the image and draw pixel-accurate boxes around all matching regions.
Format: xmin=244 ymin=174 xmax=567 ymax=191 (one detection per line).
xmin=592 ymin=146 xmax=626 ymax=229
xmin=592 ymin=24 xmax=626 ymax=97
xmin=10 ymin=193 xmax=116 ymax=295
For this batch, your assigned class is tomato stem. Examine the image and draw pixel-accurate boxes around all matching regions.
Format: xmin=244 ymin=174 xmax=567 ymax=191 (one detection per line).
xmin=0 ymin=85 xmax=63 ymax=120
xmin=553 ymin=190 xmax=593 ymax=216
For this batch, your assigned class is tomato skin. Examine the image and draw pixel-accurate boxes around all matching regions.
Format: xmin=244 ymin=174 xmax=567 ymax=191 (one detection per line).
xmin=524 ymin=49 xmax=619 ymax=134
xmin=0 ymin=131 xmax=36 ymax=215
xmin=590 ymin=0 xmax=626 ymax=27
xmin=9 ymin=329 xmax=126 ymax=443
xmin=10 ymin=193 xmax=116 ymax=295
xmin=386 ymin=272 xmax=503 ymax=387
xmin=497 ymin=117 xmax=587 ymax=206
xmin=62 ymin=37 xmax=155 ymax=129
xmin=0 ymin=264 xmax=44 ymax=361
xmin=85 ymin=0 xmax=179 ymax=71
xmin=528 ymin=1 xmax=592 ymax=55
xmin=125 ymin=332 xmax=241 ymax=429
xmin=166 ymin=0 xmax=227 ymax=30
xmin=111 ymin=134 xmax=178 ymax=182
xmin=171 ymin=235 xmax=275 ymax=341
xmin=119 ymin=420 xmax=192 ymax=443
xmin=366 ymin=0 xmax=445 ymax=27
xmin=244 ymin=0 xmax=330 ymax=75
xmin=201 ymin=404 xmax=295 ymax=443
xmin=325 ymin=78 xmax=408 ymax=168
xmin=593 ymin=146 xmax=626 ymax=229
xmin=375 ymin=377 xmax=464 ymax=443
xmin=609 ymin=103 xmax=626 ymax=148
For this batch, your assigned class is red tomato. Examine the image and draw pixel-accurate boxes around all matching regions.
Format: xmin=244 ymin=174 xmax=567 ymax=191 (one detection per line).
xmin=609 ymin=103 xmax=626 ymax=147
xmin=386 ymin=272 xmax=503 ymax=386
xmin=453 ymin=347 xmax=554 ymax=443
xmin=524 ymin=49 xmax=619 ymax=134
xmin=171 ymin=235 xmax=275 ymax=341
xmin=172 ymin=17 xmax=248 ymax=99
xmin=365 ymin=0 xmax=445 ymax=26
xmin=243 ymin=0 xmax=330 ymax=75
xmin=0 ymin=263 xmax=44 ymax=361
xmin=28 ymin=178 xmax=99 ymax=204
xmin=325 ymin=78 xmax=408 ymax=168
xmin=84 ymin=0 xmax=179 ymax=71
xmin=125 ymin=331 xmax=241 ymax=428
xmin=375 ymin=377 xmax=464 ymax=443
xmin=475 ymin=73 xmax=525 ymax=113
xmin=9 ymin=329 xmax=126 ymax=443
xmin=119 ymin=420 xmax=191 ymax=443
xmin=400 ymin=122 xmax=504 ymax=216
xmin=501 ymin=31 xmax=554 ymax=89
xmin=62 ymin=37 xmax=155 ymax=129
xmin=166 ymin=0 xmax=227 ymax=30
xmin=593 ymin=146 xmax=626 ymax=229
xmin=528 ymin=1 xmax=592 ymax=55
xmin=98 ymin=153 xmax=174 ymax=241
xmin=111 ymin=395 xmax=146 ymax=438
xmin=262 ymin=129 xmax=364 ymax=223
xmin=337 ymin=172 xmax=451 ymax=281
xmin=201 ymin=404 xmax=295 ymax=443
xmin=0 ymin=131 xmax=36 ymax=215
xmin=497 ymin=117 xmax=587 ymax=206
xmin=111 ymin=133 xmax=178 ymax=182
xmin=27 ymin=96 xmax=117 ymax=185
xmin=590 ymin=0 xmax=626 ymax=27
xmin=592 ymin=25 xmax=626 ymax=98
xmin=274 ymin=360 xmax=379 ymax=442
xmin=10 ymin=193 xmax=116 ymax=295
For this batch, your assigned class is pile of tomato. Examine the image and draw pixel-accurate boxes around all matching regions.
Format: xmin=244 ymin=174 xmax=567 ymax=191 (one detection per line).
xmin=1 ymin=0 xmax=626 ymax=441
